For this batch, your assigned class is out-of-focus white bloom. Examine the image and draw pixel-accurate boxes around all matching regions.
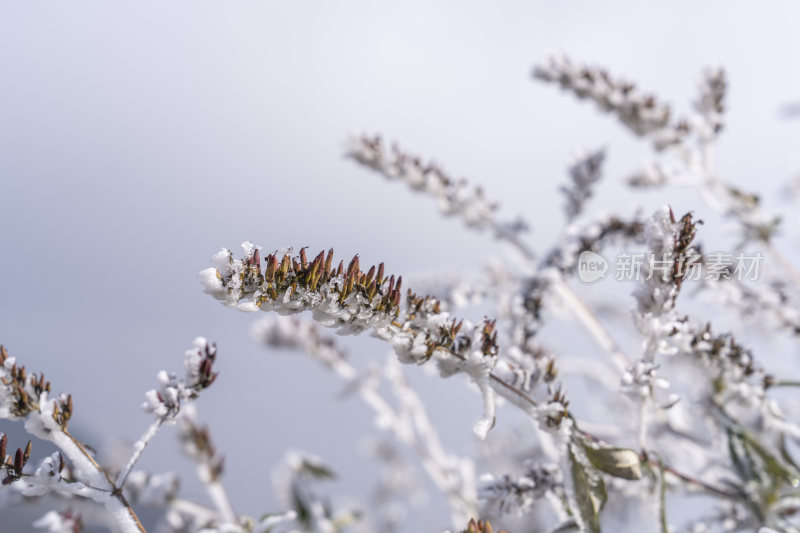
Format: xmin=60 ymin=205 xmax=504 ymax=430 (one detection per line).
xmin=124 ymin=471 xmax=179 ymax=506
xmin=694 ymin=66 xmax=727 ymax=141
xmin=33 ymin=510 xmax=83 ymax=532
xmin=620 ymin=360 xmax=670 ymax=400
xmin=626 ymin=161 xmax=682 ymax=188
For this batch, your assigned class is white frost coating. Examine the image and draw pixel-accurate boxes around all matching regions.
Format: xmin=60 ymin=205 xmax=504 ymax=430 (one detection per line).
xmin=199 ymin=267 xmax=225 ymax=299
xmin=115 ymin=418 xmax=163 ymax=488
xmin=634 ymin=205 xmax=679 ymax=317
xmin=0 ymin=356 xmax=19 ymax=419
xmin=184 ymin=336 xmax=212 ymax=387
xmin=252 ymin=510 xmax=298 ymax=533
xmin=34 ymin=511 xmax=81 ymax=532
xmin=105 ymin=497 xmax=145 ymax=533
xmin=19 ymin=453 xmax=63 ymax=497
xmin=142 ymin=337 xmax=217 ymax=418
xmin=207 ymin=244 xmax=579 ymax=444
xmin=124 ymin=471 xmax=179 ymax=506
xmin=24 ymin=395 xmax=112 ymax=491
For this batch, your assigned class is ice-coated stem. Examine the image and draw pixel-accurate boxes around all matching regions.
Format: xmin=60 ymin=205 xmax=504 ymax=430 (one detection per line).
xmin=54 ymin=429 xmax=145 ymax=532
xmin=549 ymin=276 xmax=631 ymax=372
xmin=204 ymin=476 xmax=238 ymax=525
xmin=116 ymin=417 xmax=165 ymax=488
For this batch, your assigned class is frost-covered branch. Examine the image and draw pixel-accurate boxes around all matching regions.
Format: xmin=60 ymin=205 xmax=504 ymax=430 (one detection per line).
xmin=562 ymin=148 xmax=605 ymax=222
xmin=252 ymin=315 xmax=477 ymax=526
xmin=534 ymin=55 xmax=691 ymax=150
xmin=0 ymin=345 xmax=145 ymax=532
xmin=202 ymin=244 xmax=655 ymax=532
xmin=271 ymin=451 xmax=360 ymax=532
xmin=536 ymin=54 xmax=799 ymax=289
xmin=0 ymin=339 xmax=231 ymax=532
xmin=201 ymin=244 xmax=569 ymax=439
xmin=348 ymin=130 xmax=636 ymax=378
xmin=346 ymin=134 xmax=534 ymax=258
xmin=177 ymin=405 xmax=238 ymax=525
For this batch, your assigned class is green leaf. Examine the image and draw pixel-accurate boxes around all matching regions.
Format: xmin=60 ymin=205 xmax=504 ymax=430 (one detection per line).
xmin=568 ymin=442 xmax=607 ymax=533
xmin=779 ymin=435 xmax=800 ymax=473
xmin=291 ymin=485 xmax=311 ymax=525
xmin=582 ymin=444 xmax=643 ymax=480
xmin=727 ymin=428 xmax=751 ymax=481
xmin=656 ymin=456 xmax=669 ymax=533
xmin=299 ymin=459 xmax=336 ymax=480
xmin=742 ymin=431 xmax=798 ymax=486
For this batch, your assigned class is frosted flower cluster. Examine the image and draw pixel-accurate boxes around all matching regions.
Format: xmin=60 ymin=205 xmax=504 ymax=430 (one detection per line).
xmin=0 ymin=345 xmax=72 ymax=427
xmin=17 ymin=452 xmax=65 ymax=497
xmin=544 ymin=212 xmax=645 ymax=274
xmin=694 ymin=66 xmax=727 ymax=140
xmin=201 ymin=243 xmax=546 ymax=439
xmin=346 ymin=133 xmax=500 ymax=230
xmin=0 ymin=340 xmax=230 ymax=533
xmin=562 ymin=148 xmax=605 ymax=221
xmin=534 ymin=55 xmax=690 ymax=149
xmin=664 ymin=319 xmax=769 ymax=411
xmin=633 ymin=206 xmax=698 ymax=317
xmin=479 ymin=462 xmax=562 ymax=515
xmin=142 ymin=337 xmax=218 ymax=418
xmin=346 ymin=133 xmax=532 ymax=256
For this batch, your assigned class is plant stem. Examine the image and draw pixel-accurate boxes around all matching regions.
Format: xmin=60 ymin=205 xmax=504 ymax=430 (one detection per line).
xmin=116 ymin=417 xmax=165 ymax=488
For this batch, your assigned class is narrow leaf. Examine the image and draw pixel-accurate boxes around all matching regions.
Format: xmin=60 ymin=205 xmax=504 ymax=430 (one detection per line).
xmin=568 ymin=442 xmax=606 ymax=533
xmin=582 ymin=444 xmax=643 ymax=480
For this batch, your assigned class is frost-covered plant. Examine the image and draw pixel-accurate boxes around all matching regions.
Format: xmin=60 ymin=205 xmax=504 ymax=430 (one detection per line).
xmin=199 ymin=56 xmax=800 ymax=532
xmin=3 ymin=54 xmax=800 ymax=533
xmin=0 ymin=340 xmax=238 ymax=532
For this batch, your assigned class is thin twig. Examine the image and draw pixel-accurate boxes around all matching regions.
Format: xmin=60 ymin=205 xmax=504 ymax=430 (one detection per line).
xmin=116 ymin=417 xmax=165 ymax=488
